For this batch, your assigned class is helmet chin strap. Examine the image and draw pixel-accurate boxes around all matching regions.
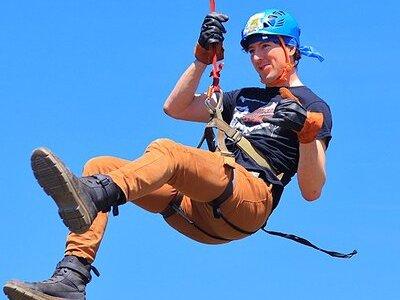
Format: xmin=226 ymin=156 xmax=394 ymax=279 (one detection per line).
xmin=263 ymin=36 xmax=295 ymax=87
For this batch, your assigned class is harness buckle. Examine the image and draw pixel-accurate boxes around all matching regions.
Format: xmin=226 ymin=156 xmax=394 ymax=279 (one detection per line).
xmin=205 ymin=87 xmax=223 ymax=114
xmin=212 ymin=207 xmax=222 ymax=219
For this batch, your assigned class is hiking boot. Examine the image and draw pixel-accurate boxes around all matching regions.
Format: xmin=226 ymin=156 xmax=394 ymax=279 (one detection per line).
xmin=3 ymin=255 xmax=99 ymax=300
xmin=31 ymin=147 xmax=126 ymax=234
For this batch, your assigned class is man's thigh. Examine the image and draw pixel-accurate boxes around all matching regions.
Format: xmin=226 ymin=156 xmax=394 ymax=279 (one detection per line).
xmin=163 ymin=164 xmax=273 ymax=243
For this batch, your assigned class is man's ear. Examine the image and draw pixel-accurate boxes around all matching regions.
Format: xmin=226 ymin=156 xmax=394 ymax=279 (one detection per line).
xmin=288 ymin=46 xmax=297 ymax=56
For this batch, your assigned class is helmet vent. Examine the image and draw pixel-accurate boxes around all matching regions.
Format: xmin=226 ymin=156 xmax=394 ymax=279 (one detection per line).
xmin=264 ymin=14 xmax=285 ymax=28
xmin=273 ymin=10 xmax=286 ymax=16
xmin=276 ymin=20 xmax=285 ymax=27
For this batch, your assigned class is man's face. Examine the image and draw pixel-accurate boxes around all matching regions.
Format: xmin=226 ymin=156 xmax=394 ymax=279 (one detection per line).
xmin=248 ymin=40 xmax=288 ymax=85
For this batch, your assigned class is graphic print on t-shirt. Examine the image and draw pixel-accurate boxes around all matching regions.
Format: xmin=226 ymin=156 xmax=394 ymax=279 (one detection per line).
xmin=230 ymin=97 xmax=278 ymax=136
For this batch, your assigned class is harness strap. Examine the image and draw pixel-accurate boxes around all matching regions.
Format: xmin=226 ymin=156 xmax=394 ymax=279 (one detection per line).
xmin=209 ymin=174 xmax=234 ymax=218
xmin=203 ymin=90 xmax=283 ymax=180
xmin=236 ymin=136 xmax=283 ymax=180
xmin=160 ymin=192 xmax=184 ymax=219
xmin=208 ymin=171 xmax=263 ymax=236
xmin=160 ymin=180 xmax=356 ymax=258
xmin=205 ymin=114 xmax=283 ymax=180
xmin=209 ymin=117 xmax=242 ymax=142
xmin=261 ymin=228 xmax=358 ymax=259
xmin=219 ymin=213 xmax=258 ymax=235
xmin=161 ymin=172 xmax=257 ymax=241
xmin=161 ymin=189 xmax=233 ymax=243
xmin=205 ymin=91 xmax=234 ymax=160
xmin=204 ymin=127 xmax=217 ymax=152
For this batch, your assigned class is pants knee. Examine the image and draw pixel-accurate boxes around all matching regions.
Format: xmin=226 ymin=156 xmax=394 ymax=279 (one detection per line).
xmin=145 ymin=138 xmax=179 ymax=155
xmin=82 ymin=156 xmax=115 ymax=176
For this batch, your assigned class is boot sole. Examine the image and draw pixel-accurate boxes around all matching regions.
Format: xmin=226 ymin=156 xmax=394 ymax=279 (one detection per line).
xmin=31 ymin=147 xmax=94 ymax=234
xmin=3 ymin=281 xmax=76 ymax=300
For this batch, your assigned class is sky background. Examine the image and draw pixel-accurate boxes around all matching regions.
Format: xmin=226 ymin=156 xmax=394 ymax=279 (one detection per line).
xmin=1 ymin=0 xmax=399 ymax=299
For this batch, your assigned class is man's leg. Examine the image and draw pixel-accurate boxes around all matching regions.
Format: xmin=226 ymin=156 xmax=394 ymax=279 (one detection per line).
xmin=4 ymin=156 xmax=179 ymax=300
xmin=30 ymin=139 xmax=234 ymax=234
xmin=108 ymin=139 xmax=273 ymax=243
xmin=3 ymin=156 xmax=129 ymax=300
xmin=31 ymin=138 xmax=272 ymax=240
xmin=64 ymin=156 xmax=129 ymax=263
xmin=66 ymin=155 xmax=180 ymax=262
xmin=108 ymin=138 xmax=233 ymax=202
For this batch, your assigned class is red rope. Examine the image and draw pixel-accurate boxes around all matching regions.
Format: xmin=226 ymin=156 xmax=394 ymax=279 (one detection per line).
xmin=209 ymin=0 xmax=221 ymax=92
xmin=209 ymin=0 xmax=216 ymax=12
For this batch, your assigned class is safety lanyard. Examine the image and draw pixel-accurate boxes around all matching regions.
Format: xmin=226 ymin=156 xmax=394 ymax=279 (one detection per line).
xmin=209 ymin=0 xmax=222 ymax=94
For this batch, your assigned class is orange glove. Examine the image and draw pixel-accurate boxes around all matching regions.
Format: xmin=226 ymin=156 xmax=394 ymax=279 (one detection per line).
xmin=263 ymin=88 xmax=324 ymax=144
xmin=194 ymin=13 xmax=228 ymax=65
xmin=279 ymin=88 xmax=323 ymax=143
xmin=298 ymin=111 xmax=324 ymax=143
xmin=195 ymin=43 xmax=224 ymax=65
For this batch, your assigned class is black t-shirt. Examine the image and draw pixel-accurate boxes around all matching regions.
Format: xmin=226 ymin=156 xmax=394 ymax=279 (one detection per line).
xmin=222 ymin=86 xmax=332 ymax=206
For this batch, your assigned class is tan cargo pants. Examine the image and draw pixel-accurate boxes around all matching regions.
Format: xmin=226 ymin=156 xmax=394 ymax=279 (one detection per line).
xmin=65 ymin=139 xmax=273 ymax=263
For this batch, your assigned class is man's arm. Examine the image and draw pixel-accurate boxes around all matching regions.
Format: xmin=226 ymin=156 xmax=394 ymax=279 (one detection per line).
xmin=163 ymin=13 xmax=228 ymax=123
xmin=163 ymin=60 xmax=210 ymax=123
xmin=262 ymin=88 xmax=328 ymax=201
xmin=297 ymin=139 xmax=327 ymax=201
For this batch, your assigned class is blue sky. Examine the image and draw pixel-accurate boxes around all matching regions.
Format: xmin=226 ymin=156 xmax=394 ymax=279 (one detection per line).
xmin=1 ymin=0 xmax=399 ymax=299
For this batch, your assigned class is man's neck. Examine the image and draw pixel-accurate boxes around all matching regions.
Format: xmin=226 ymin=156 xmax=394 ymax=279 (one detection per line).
xmin=288 ymin=72 xmax=303 ymax=87
xmin=264 ymin=70 xmax=303 ymax=88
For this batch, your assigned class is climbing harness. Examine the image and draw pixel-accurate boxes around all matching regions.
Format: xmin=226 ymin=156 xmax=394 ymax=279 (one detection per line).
xmin=201 ymin=87 xmax=283 ymax=179
xmin=161 ymin=175 xmax=357 ymax=259
xmin=164 ymin=1 xmax=357 ymax=259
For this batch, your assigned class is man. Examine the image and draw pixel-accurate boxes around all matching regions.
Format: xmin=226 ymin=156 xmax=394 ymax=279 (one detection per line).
xmin=4 ymin=9 xmax=331 ymax=300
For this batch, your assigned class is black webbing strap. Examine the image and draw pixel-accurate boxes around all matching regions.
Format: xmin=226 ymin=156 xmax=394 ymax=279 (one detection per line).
xmin=197 ymin=127 xmax=217 ymax=152
xmin=160 ymin=176 xmax=357 ymax=258
xmin=160 ymin=192 xmax=184 ymax=219
xmin=209 ymin=177 xmax=234 ymax=219
xmin=161 ymin=191 xmax=233 ymax=242
xmin=211 ymin=185 xmax=357 ymax=258
xmin=208 ymin=173 xmax=258 ymax=236
xmin=205 ymin=127 xmax=217 ymax=152
xmin=261 ymin=227 xmax=358 ymax=258
xmin=219 ymin=213 xmax=258 ymax=235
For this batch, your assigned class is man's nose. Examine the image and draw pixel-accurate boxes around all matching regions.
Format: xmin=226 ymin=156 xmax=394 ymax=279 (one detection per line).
xmin=252 ymin=52 xmax=261 ymax=61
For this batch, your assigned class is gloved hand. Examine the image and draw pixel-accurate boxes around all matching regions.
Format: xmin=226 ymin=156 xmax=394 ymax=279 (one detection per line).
xmin=195 ymin=12 xmax=229 ymax=65
xmin=263 ymin=88 xmax=324 ymax=144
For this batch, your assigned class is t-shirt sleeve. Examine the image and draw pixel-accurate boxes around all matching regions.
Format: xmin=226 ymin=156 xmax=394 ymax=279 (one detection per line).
xmin=221 ymin=89 xmax=240 ymax=123
xmin=305 ymin=101 xmax=333 ymax=149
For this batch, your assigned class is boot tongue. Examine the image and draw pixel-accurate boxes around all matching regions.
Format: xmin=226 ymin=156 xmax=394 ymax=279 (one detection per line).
xmin=43 ymin=266 xmax=69 ymax=283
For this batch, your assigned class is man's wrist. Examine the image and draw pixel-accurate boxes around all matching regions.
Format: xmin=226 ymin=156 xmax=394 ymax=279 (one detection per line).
xmin=194 ymin=58 xmax=208 ymax=68
xmin=298 ymin=112 xmax=323 ymax=143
